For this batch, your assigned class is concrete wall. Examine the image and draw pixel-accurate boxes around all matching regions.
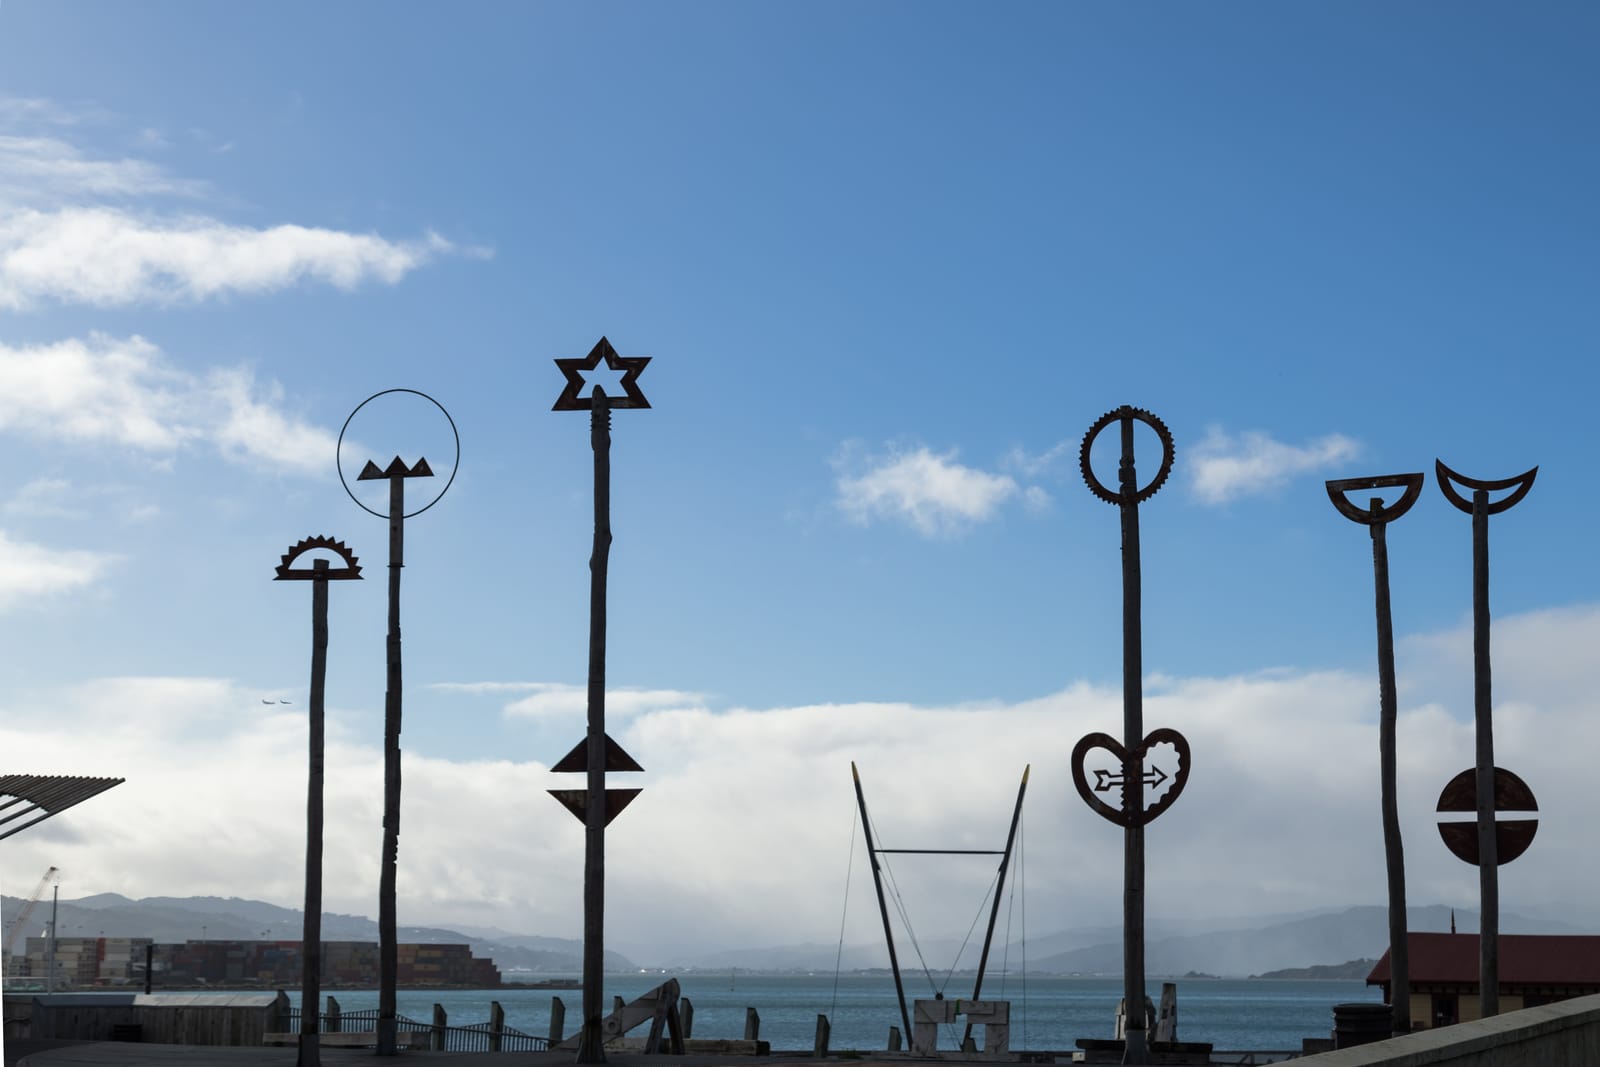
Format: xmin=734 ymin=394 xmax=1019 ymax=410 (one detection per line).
xmin=1299 ymin=993 xmax=1600 ymax=1067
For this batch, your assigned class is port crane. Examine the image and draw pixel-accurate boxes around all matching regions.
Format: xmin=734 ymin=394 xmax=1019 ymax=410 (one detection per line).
xmin=3 ymin=866 xmax=59 ymax=958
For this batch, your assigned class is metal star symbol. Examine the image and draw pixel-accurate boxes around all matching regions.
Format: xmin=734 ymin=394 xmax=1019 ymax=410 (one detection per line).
xmin=552 ymin=336 xmax=651 ymax=411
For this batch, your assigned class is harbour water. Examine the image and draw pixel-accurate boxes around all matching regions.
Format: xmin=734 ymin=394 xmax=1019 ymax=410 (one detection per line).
xmin=296 ymin=973 xmax=1382 ymax=1053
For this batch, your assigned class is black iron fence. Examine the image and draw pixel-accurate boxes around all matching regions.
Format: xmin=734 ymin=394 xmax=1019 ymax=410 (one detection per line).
xmin=285 ymin=1007 xmax=549 ymax=1052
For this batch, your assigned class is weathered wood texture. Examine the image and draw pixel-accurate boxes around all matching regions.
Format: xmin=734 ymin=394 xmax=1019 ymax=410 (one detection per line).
xmin=578 ymin=391 xmax=613 ymax=1064
xmin=1371 ymin=512 xmax=1411 ymax=1035
xmin=299 ymin=561 xmax=328 ymax=1067
xmin=377 ymin=475 xmax=405 ymax=1056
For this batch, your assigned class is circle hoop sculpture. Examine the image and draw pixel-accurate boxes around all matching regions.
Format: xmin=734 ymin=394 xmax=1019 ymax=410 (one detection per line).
xmin=336 ymin=388 xmax=460 ymax=519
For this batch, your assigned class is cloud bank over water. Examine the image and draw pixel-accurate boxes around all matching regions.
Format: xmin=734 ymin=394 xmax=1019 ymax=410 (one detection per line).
xmin=5 ymin=604 xmax=1598 ymax=964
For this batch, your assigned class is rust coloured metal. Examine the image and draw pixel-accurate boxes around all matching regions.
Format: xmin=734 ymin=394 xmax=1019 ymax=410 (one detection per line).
xmin=274 ymin=536 xmax=363 ymax=581
xmin=1436 ymin=766 xmax=1539 ymax=866
xmin=553 ymin=336 xmax=652 ymax=411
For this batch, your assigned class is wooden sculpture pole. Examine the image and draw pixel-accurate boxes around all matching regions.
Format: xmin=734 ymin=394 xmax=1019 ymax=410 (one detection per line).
xmin=305 ymin=560 xmax=329 ymax=1067
xmin=1117 ymin=414 xmax=1148 ymax=1064
xmin=274 ymin=538 xmax=363 ymax=1067
xmin=338 ymin=390 xmax=456 ymax=1056
xmin=1436 ymin=461 xmax=1536 ymax=1019
xmin=1371 ymin=500 xmax=1410 ymax=1034
xmin=378 ymin=470 xmax=406 ymax=1056
xmin=578 ymin=387 xmax=613 ymax=1064
xmin=1471 ymin=484 xmax=1498 ymax=1017
xmin=547 ymin=340 xmax=651 ymax=1064
xmin=1072 ymin=407 xmax=1185 ymax=1067
xmin=1326 ymin=474 xmax=1422 ymax=1035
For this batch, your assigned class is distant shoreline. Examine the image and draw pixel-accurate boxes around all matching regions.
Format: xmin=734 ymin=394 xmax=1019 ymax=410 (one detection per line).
xmin=0 ymin=979 xmax=582 ymax=995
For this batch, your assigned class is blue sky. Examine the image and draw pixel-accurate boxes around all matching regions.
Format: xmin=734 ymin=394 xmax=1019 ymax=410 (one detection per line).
xmin=2 ymin=3 xmax=1598 ymax=964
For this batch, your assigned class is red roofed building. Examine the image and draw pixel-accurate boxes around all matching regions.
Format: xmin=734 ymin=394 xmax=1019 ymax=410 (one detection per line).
xmin=1367 ymin=932 xmax=1600 ymax=1030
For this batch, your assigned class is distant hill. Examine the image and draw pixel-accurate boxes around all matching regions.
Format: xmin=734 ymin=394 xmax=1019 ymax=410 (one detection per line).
xmin=0 ymin=893 xmax=634 ymax=975
xmin=1026 ymin=906 xmax=1584 ymax=978
xmin=6 ymin=895 xmax=1589 ymax=978
xmin=1253 ymin=959 xmax=1378 ymax=980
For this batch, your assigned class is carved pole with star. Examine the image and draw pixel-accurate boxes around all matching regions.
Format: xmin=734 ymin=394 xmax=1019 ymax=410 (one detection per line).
xmin=551 ymin=337 xmax=651 ymax=1064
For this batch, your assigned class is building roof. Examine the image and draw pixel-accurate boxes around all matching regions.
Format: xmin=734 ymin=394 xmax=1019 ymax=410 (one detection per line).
xmin=1368 ymin=932 xmax=1600 ymax=988
xmin=0 ymin=774 xmax=125 ymax=840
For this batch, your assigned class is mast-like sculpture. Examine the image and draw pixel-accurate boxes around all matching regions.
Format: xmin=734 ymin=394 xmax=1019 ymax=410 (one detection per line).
xmin=337 ymin=389 xmax=458 ymax=1055
xmin=850 ymin=763 xmax=1028 ymax=1047
xmin=1326 ymin=474 xmax=1422 ymax=1036
xmin=548 ymin=338 xmax=651 ymax=1064
xmin=1072 ymin=406 xmax=1189 ymax=1066
xmin=275 ymin=537 xmax=363 ymax=1067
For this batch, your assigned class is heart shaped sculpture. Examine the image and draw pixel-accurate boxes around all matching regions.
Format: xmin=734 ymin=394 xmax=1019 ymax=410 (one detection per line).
xmin=1071 ymin=728 xmax=1191 ymax=827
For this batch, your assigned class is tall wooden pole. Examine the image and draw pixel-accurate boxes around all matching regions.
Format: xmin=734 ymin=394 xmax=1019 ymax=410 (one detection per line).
xmin=277 ymin=538 xmax=362 ymax=1065
xmin=377 ymin=474 xmax=405 ymax=1056
xmin=1471 ymin=488 xmax=1499 ymax=1017
xmin=1075 ymin=407 xmax=1181 ymax=1066
xmin=300 ymin=559 xmax=329 ymax=1067
xmin=577 ymin=389 xmax=613 ymax=1064
xmin=1117 ymin=415 xmax=1148 ymax=1066
xmin=1369 ymin=501 xmax=1410 ymax=1034
xmin=1433 ymin=461 xmax=1535 ymax=1016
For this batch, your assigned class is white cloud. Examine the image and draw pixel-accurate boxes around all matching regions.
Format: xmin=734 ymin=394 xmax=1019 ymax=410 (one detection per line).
xmin=0 ymin=208 xmax=456 ymax=310
xmin=430 ymin=681 xmax=549 ymax=695
xmin=0 ymin=135 xmax=208 ymax=205
xmin=6 ymin=604 xmax=1598 ymax=966
xmin=499 ymin=683 xmax=707 ymax=720
xmin=207 ymin=366 xmax=338 ymax=473
xmin=0 ymin=99 xmax=490 ymax=308
xmin=1003 ymin=439 xmax=1074 ymax=478
xmin=5 ymin=478 xmax=78 ymax=518
xmin=0 ymin=333 xmax=335 ymax=474
xmin=1189 ymin=427 xmax=1361 ymax=505
xmin=0 ymin=528 xmax=116 ymax=608
xmin=5 ymin=478 xmax=161 ymax=523
xmin=835 ymin=444 xmax=1040 ymax=537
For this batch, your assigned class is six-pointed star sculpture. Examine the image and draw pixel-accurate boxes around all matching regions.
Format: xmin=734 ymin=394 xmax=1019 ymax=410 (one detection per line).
xmin=553 ymin=336 xmax=652 ymax=410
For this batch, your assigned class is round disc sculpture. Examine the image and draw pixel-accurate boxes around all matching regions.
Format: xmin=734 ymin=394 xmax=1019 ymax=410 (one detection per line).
xmin=337 ymin=388 xmax=458 ymax=1056
xmin=1073 ymin=406 xmax=1189 ymax=1066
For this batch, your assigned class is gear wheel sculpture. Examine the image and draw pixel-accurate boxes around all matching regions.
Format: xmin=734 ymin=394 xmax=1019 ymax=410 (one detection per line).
xmin=1078 ymin=406 xmax=1175 ymax=506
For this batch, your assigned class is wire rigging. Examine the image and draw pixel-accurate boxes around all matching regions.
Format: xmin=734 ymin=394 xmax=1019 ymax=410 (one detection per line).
xmin=941 ymin=869 xmax=1000 ymax=995
xmin=830 ymin=799 xmax=860 ymax=1020
xmin=868 ymin=807 xmax=940 ymax=997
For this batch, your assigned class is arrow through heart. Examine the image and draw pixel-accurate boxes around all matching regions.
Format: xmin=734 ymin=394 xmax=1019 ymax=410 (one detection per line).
xmin=1072 ymin=728 xmax=1191 ymax=827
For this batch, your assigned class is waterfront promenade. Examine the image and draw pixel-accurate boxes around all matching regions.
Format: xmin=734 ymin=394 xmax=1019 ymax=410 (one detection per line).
xmin=6 ymin=1043 xmax=815 ymax=1067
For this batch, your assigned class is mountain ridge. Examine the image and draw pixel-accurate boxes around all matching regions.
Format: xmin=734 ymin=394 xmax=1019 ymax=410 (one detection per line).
xmin=5 ymin=896 xmax=1590 ymax=977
